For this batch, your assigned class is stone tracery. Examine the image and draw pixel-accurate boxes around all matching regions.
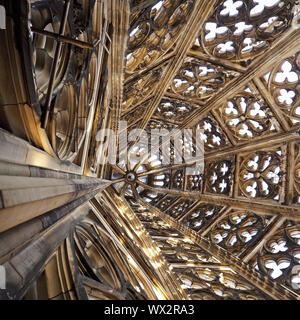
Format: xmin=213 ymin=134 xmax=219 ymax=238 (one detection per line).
xmin=1 ymin=0 xmax=300 ymax=301
xmin=193 ymin=0 xmax=294 ymax=65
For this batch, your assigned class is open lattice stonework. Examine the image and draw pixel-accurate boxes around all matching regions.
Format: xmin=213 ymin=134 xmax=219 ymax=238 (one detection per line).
xmin=1 ymin=0 xmax=300 ymax=300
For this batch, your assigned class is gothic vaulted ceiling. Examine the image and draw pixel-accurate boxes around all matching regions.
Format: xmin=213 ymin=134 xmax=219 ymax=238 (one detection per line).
xmin=111 ymin=0 xmax=300 ymax=300
xmin=1 ymin=0 xmax=300 ymax=300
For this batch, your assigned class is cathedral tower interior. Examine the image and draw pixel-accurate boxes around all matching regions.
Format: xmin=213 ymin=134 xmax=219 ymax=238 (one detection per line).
xmin=1 ymin=0 xmax=300 ymax=300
